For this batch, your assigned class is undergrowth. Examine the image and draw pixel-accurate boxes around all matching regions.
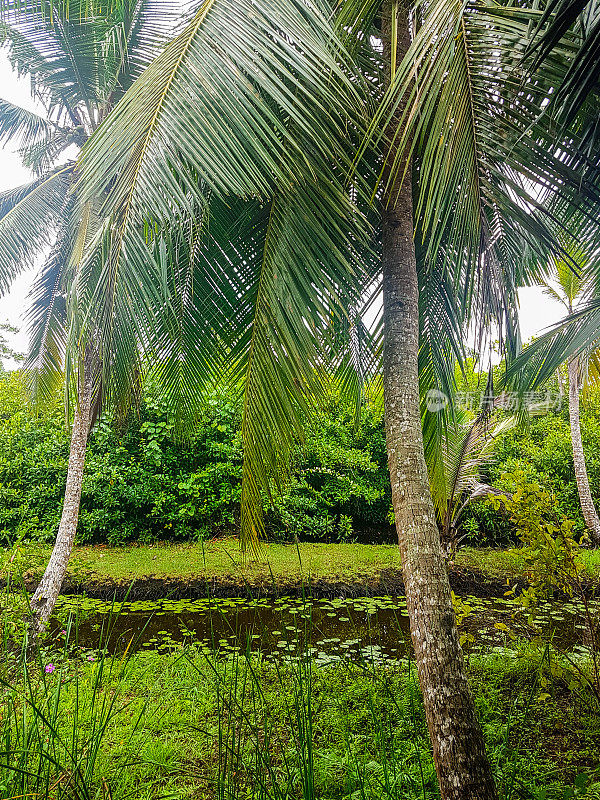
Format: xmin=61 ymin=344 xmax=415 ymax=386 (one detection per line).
xmin=1 ymin=613 xmax=600 ymax=799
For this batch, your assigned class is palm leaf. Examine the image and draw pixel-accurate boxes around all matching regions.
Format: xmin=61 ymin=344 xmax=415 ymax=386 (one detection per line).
xmin=361 ymin=0 xmax=600 ymax=329
xmin=525 ymin=0 xmax=600 ymax=122
xmin=419 ymin=252 xmax=467 ymax=504
xmin=0 ymin=165 xmax=73 ymax=294
xmin=24 ymin=217 xmax=72 ymax=405
xmin=78 ymin=0 xmax=358 ymax=204
xmin=143 ymin=197 xmax=266 ymax=435
xmin=235 ymin=182 xmax=364 ymax=551
xmin=504 ymin=299 xmax=600 ymax=392
xmin=0 ymin=98 xmax=62 ymax=149
xmin=72 ymin=0 xmax=362 ymax=383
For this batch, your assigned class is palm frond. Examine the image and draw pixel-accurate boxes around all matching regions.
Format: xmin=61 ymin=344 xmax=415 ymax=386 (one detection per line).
xmin=78 ymin=0 xmax=359 ymax=209
xmin=20 ymin=127 xmax=83 ymax=174
xmin=55 ymin=0 xmax=369 ymax=552
xmin=362 ymin=0 xmax=600 ymax=339
xmin=98 ymin=0 xmax=180 ymax=100
xmin=0 ymin=98 xmax=59 ymax=148
xmin=69 ymin=177 xmax=367 ymax=554
xmin=542 ymin=284 xmax=569 ymax=309
xmin=584 ymin=347 xmax=600 ymax=386
xmin=504 ymin=299 xmax=600 ymax=392
xmin=0 ymin=1 xmax=177 ymax=123
xmin=143 ymin=197 xmax=265 ymax=436
xmin=327 ymin=301 xmax=381 ymax=427
xmin=0 ymin=165 xmax=73 ymax=294
xmin=419 ymin=252 xmax=466 ymax=505
xmin=433 ymin=394 xmax=516 ymax=536
xmin=233 ymin=180 xmax=365 ymax=552
xmin=24 ymin=216 xmax=72 ymax=405
xmin=525 ymin=0 xmax=600 ymax=123
xmin=71 ymin=0 xmax=363 ymax=397
xmin=551 ymin=234 xmax=595 ymax=306
xmin=0 ymin=0 xmax=183 ymax=417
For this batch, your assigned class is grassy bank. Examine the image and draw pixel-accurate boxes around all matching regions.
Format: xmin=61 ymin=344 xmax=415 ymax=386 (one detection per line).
xmin=5 ymin=541 xmax=600 ymax=591
xmin=2 ymin=641 xmax=599 ymax=800
xmin=458 ymin=546 xmax=600 ymax=582
xmin=6 ymin=541 xmax=403 ymax=587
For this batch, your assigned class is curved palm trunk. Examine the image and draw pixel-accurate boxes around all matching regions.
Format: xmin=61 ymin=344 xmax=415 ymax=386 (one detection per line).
xmin=568 ymin=357 xmax=600 ymax=545
xmin=381 ymin=5 xmax=497 ymax=798
xmin=29 ymin=363 xmax=94 ymax=640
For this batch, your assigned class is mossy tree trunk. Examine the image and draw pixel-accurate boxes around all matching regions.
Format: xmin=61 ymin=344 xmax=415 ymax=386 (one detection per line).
xmin=568 ymin=356 xmax=600 ymax=545
xmin=380 ymin=3 xmax=498 ymax=797
xmin=29 ymin=355 xmax=95 ymax=639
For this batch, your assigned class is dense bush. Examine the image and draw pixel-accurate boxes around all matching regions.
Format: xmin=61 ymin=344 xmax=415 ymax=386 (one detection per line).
xmin=465 ymin=386 xmax=600 ymax=545
xmin=0 ymin=374 xmax=393 ymax=546
xmin=3 ymin=365 xmax=600 ymax=548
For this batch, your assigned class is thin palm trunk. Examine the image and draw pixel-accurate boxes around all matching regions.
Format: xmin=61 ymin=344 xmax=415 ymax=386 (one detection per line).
xmin=381 ymin=4 xmax=497 ymax=798
xmin=29 ymin=359 xmax=94 ymax=639
xmin=568 ymin=356 xmax=600 ymax=545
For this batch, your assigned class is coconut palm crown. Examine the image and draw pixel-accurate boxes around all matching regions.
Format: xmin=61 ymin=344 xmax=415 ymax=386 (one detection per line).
xmin=0 ymin=0 xmax=179 ymax=404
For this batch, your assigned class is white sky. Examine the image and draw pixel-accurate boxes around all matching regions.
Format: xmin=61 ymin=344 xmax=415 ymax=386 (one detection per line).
xmin=0 ymin=53 xmax=567 ymax=370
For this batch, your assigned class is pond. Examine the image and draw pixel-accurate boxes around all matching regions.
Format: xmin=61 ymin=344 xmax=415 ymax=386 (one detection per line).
xmin=51 ymin=593 xmax=600 ymax=664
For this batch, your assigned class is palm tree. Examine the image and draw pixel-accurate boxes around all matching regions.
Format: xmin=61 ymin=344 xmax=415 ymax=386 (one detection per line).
xmin=431 ymin=401 xmax=516 ymax=556
xmin=1 ymin=0 xmax=372 ymax=636
xmin=0 ymin=0 xmax=178 ymax=636
xmin=349 ymin=3 xmax=599 ymax=795
xmin=61 ymin=0 xmax=600 ymax=797
xmin=7 ymin=0 xmax=600 ymax=796
xmin=542 ymin=254 xmax=600 ymax=544
xmin=498 ymin=0 xmax=600 ymax=410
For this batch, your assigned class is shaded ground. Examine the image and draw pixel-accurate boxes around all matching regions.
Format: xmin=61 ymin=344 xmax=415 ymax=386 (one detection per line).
xmin=41 ymin=564 xmax=524 ymax=600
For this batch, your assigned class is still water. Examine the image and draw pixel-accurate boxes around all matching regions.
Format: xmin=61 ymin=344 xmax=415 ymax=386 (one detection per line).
xmin=51 ymin=593 xmax=600 ymax=664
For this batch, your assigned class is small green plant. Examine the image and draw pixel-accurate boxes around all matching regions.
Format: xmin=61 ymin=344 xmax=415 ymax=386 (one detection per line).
xmin=488 ymin=470 xmax=583 ymax=598
xmin=0 ymin=617 xmax=147 ymax=799
xmin=451 ymin=591 xmax=475 ymax=650
xmin=488 ymin=470 xmax=600 ymax=703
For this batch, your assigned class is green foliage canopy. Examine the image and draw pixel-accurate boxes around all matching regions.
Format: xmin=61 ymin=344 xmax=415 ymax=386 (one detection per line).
xmin=0 ymin=374 xmax=391 ymax=546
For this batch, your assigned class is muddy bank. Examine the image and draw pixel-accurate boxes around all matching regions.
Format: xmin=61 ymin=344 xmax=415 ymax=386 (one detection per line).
xmin=11 ymin=565 xmax=536 ymax=601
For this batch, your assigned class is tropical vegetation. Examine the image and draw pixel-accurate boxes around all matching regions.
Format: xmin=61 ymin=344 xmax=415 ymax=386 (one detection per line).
xmin=2 ymin=0 xmax=600 ymax=797
xmin=7 ymin=367 xmax=600 ymax=553
xmin=2 ymin=630 xmax=600 ymax=800
xmin=0 ymin=373 xmax=390 ymax=547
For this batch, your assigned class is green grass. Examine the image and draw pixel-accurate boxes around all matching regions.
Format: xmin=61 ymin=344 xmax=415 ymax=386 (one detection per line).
xmin=456 ymin=546 xmax=600 ymax=583
xmin=2 ymin=638 xmax=600 ymax=800
xmin=454 ymin=547 xmax=529 ymax=579
xmin=4 ymin=541 xmax=600 ymax=591
xmin=75 ymin=540 xmax=404 ymax=582
xmin=6 ymin=540 xmax=403 ymax=586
